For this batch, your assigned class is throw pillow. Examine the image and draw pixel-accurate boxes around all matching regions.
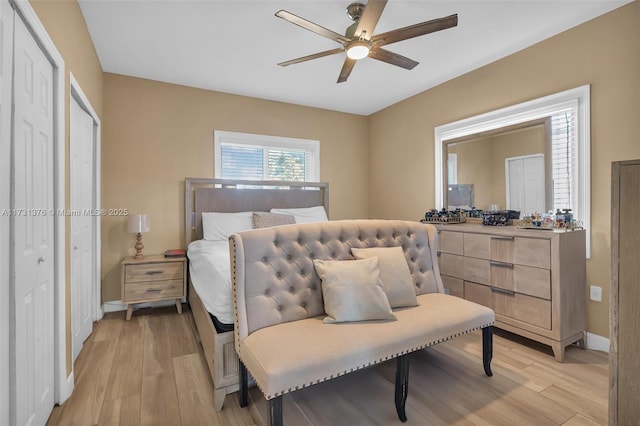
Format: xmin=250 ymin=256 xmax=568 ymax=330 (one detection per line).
xmin=252 ymin=211 xmax=295 ymax=228
xmin=351 ymin=246 xmax=418 ymax=308
xmin=269 ymin=206 xmax=328 ymax=223
xmin=313 ymin=257 xmax=396 ymax=324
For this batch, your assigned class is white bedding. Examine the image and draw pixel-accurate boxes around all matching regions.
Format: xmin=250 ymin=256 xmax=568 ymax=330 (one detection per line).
xmin=187 ymin=239 xmax=234 ymax=325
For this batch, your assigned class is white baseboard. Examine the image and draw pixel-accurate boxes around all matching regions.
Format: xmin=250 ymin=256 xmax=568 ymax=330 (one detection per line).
xmin=586 ymin=332 xmax=609 ymax=353
xmin=57 ymin=371 xmax=74 ymax=404
xmin=102 ymin=299 xmax=179 ymax=313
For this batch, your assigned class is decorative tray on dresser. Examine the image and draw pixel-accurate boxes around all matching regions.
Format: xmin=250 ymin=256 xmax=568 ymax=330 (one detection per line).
xmin=434 ymin=223 xmax=586 ymax=361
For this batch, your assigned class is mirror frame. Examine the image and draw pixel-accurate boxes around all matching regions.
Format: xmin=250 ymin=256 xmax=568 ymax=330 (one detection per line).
xmin=434 ymin=85 xmax=591 ymax=257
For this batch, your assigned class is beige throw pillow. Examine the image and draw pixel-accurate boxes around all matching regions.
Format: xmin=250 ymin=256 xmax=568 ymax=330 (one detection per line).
xmin=313 ymin=257 xmax=396 ymax=324
xmin=351 ymin=246 xmax=418 ymax=308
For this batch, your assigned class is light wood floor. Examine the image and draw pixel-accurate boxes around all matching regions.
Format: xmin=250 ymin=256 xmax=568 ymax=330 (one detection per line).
xmin=48 ymin=305 xmax=608 ymax=426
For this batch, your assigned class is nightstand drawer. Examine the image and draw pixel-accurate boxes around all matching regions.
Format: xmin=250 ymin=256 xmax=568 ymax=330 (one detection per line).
xmin=125 ymin=262 xmax=183 ymax=283
xmin=124 ymin=279 xmax=184 ymax=301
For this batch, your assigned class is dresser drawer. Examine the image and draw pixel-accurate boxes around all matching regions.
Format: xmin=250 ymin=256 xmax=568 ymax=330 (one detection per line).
xmin=124 ymin=279 xmax=184 ymax=301
xmin=464 ymin=233 xmax=550 ymax=269
xmin=490 ymin=262 xmax=551 ymax=300
xmin=492 ymin=287 xmax=551 ymax=330
xmin=438 ymin=231 xmax=464 ymax=255
xmin=514 ymin=238 xmax=550 ymax=269
xmin=464 ymin=281 xmax=551 ymax=330
xmin=125 ymin=262 xmax=183 ymax=283
xmin=464 ymin=233 xmax=514 ymax=262
xmin=463 ymin=257 xmax=490 ymax=285
xmin=441 ymin=275 xmax=464 ymax=298
xmin=439 ymin=253 xmax=464 ymax=278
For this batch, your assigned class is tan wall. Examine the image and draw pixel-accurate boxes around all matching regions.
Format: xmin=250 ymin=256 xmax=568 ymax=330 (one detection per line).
xmin=101 ymin=74 xmax=369 ymax=302
xmin=30 ymin=0 xmax=103 ymax=376
xmin=369 ymin=1 xmax=640 ymax=338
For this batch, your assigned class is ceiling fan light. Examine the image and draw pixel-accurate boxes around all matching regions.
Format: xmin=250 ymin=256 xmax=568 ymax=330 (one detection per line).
xmin=346 ymin=41 xmax=370 ymax=60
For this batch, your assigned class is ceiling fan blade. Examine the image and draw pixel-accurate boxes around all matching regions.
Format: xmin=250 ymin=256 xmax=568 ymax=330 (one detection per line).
xmin=276 ymin=10 xmax=350 ymax=45
xmin=278 ymin=48 xmax=344 ymax=67
xmin=337 ymin=58 xmax=357 ymax=83
xmin=369 ymin=47 xmax=418 ymax=70
xmin=372 ymin=14 xmax=458 ymax=46
xmin=354 ymin=0 xmax=388 ymax=39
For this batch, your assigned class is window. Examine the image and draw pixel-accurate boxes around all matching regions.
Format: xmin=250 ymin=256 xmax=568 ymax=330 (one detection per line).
xmin=214 ymin=131 xmax=319 ymax=182
xmin=550 ymin=110 xmax=575 ymax=211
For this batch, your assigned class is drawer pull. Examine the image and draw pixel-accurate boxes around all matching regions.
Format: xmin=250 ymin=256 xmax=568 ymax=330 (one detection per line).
xmin=145 ymin=270 xmax=164 ymax=275
xmin=491 ymin=287 xmax=515 ymax=296
xmin=490 ymin=235 xmax=514 ymax=240
xmin=490 ymin=260 xmax=514 ymax=268
xmin=146 ymin=288 xmax=163 ymax=293
xmin=437 ymin=252 xmax=441 ymax=257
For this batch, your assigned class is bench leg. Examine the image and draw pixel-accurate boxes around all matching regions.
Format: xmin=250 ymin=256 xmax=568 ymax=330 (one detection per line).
xmin=482 ymin=326 xmax=493 ymax=377
xmin=269 ymin=396 xmax=283 ymax=426
xmin=239 ymin=361 xmax=248 ymax=408
xmin=395 ymin=354 xmax=410 ymax=422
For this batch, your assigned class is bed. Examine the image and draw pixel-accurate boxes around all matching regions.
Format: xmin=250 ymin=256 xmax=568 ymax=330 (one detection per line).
xmin=184 ymin=178 xmax=329 ymax=411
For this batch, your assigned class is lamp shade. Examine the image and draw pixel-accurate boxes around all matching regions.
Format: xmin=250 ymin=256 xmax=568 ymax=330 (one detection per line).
xmin=127 ymin=214 xmax=150 ymax=233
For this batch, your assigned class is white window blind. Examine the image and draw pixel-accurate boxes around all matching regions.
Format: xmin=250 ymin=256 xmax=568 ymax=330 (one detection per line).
xmin=215 ymin=131 xmax=320 ymax=182
xmin=551 ymin=109 xmax=576 ymax=211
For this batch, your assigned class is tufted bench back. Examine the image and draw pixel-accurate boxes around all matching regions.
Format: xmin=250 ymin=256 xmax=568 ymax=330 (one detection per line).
xmin=230 ymin=220 xmax=444 ymax=345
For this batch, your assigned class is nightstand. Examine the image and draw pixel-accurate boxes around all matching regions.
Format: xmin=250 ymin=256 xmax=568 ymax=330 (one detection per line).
xmin=121 ymin=254 xmax=187 ymax=320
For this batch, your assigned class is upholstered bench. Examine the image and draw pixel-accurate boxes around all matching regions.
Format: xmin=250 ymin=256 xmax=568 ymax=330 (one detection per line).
xmin=230 ymin=220 xmax=495 ymax=426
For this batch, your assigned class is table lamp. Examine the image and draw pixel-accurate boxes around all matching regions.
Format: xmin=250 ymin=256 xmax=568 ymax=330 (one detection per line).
xmin=127 ymin=213 xmax=150 ymax=258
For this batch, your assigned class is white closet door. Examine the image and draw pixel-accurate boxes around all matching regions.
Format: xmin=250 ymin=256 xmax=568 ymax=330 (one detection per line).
xmin=506 ymin=154 xmax=545 ymax=215
xmin=12 ymin=12 xmax=55 ymax=426
xmin=70 ymin=95 xmax=95 ymax=362
xmin=0 ymin=1 xmax=15 ymax=425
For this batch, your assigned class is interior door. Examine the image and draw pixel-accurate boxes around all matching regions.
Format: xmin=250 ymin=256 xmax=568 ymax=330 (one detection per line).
xmin=12 ymin=12 xmax=55 ymax=426
xmin=0 ymin=2 xmax=15 ymax=424
xmin=506 ymin=154 xmax=545 ymax=215
xmin=70 ymin=95 xmax=95 ymax=362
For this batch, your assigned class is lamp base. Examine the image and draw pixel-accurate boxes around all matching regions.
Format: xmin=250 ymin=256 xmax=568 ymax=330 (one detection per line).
xmin=134 ymin=233 xmax=144 ymax=258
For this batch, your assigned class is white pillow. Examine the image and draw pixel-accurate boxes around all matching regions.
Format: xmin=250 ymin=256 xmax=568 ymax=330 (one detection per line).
xmin=351 ymin=246 xmax=418 ymax=308
xmin=270 ymin=206 xmax=328 ymax=224
xmin=313 ymin=257 xmax=396 ymax=324
xmin=201 ymin=211 xmax=253 ymax=241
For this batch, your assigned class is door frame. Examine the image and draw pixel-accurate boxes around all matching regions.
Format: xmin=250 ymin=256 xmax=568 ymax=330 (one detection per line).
xmin=69 ymin=72 xmax=102 ymax=353
xmin=5 ymin=0 xmax=71 ymax=414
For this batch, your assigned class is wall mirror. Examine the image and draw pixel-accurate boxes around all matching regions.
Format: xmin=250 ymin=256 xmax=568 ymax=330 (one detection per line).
xmin=434 ymin=85 xmax=591 ymax=256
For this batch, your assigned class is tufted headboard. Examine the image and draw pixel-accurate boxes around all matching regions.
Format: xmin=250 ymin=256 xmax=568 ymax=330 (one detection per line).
xmin=230 ymin=219 xmax=445 ymax=345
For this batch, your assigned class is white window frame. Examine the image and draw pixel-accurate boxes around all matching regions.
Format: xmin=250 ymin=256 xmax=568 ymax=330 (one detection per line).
xmin=434 ymin=85 xmax=590 ymax=257
xmin=214 ymin=130 xmax=320 ymax=182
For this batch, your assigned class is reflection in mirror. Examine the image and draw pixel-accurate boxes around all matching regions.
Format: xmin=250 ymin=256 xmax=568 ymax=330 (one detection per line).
xmin=445 ymin=118 xmax=550 ymax=214
xmin=434 ymin=85 xmax=591 ymax=256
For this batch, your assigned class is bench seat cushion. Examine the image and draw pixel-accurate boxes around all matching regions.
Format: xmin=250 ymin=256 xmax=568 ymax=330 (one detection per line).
xmin=238 ymin=293 xmax=495 ymax=399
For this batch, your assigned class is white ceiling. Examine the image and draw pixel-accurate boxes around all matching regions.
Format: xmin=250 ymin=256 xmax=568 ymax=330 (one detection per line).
xmin=78 ymin=0 xmax=631 ymax=116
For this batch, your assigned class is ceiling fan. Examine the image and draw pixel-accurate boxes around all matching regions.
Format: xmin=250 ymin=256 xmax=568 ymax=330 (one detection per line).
xmin=275 ymin=0 xmax=458 ymax=83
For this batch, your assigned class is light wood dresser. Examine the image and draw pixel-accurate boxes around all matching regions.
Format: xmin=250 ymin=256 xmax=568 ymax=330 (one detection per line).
xmin=121 ymin=254 xmax=187 ymax=320
xmin=434 ymin=223 xmax=586 ymax=361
